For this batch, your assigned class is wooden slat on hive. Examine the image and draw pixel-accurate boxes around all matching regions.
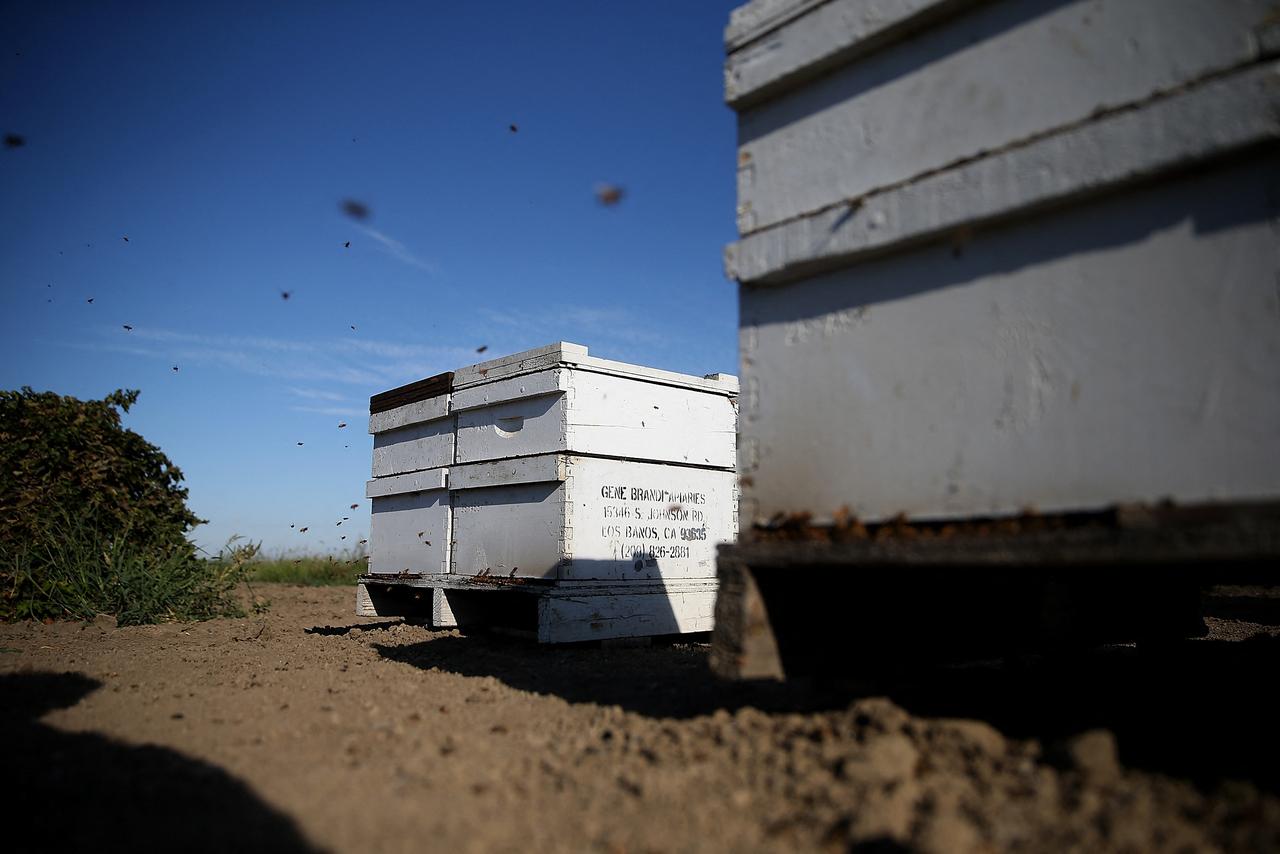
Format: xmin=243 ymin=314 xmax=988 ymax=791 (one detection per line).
xmin=369 ymin=371 xmax=453 ymax=415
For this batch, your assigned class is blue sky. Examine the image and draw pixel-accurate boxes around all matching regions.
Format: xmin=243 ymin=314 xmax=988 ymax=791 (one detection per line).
xmin=1 ymin=1 xmax=742 ymax=555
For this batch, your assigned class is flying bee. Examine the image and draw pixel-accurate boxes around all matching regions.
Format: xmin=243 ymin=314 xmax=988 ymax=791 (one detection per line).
xmin=340 ymin=199 xmax=370 ymax=220
xmin=594 ymin=183 xmax=624 ymax=206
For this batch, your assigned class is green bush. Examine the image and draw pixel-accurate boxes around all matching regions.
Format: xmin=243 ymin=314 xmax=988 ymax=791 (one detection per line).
xmin=0 ymin=387 xmax=252 ymax=623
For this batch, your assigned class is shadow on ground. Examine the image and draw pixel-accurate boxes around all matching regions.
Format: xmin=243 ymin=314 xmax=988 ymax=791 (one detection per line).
xmin=888 ymin=634 xmax=1280 ymax=792
xmin=375 ymin=633 xmax=841 ymax=719
xmin=1 ymin=671 xmax=319 ymax=854
xmin=375 ymin=623 xmax=1280 ymax=792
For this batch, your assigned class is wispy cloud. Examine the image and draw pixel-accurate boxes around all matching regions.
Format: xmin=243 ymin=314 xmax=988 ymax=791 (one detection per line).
xmin=340 ymin=338 xmax=444 ymax=360
xmin=288 ymin=387 xmax=349 ymax=402
xmin=357 ymin=225 xmax=437 ymax=274
xmin=478 ymin=303 xmax=669 ymax=360
xmin=289 ymin=405 xmax=363 ymax=418
xmin=72 ymin=302 xmax=682 ymax=411
xmin=129 ymin=328 xmax=316 ymax=353
xmin=76 ymin=326 xmax=474 ymax=392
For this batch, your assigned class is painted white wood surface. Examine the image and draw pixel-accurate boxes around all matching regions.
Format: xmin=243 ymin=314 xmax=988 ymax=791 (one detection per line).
xmin=727 ymin=61 xmax=1280 ymax=285
xmin=447 ymin=454 xmax=737 ymax=582
xmin=367 ymin=393 xmax=449 ymax=434
xmin=455 ymin=391 xmax=570 ymax=466
xmin=368 ymin=484 xmax=450 ymax=575
xmin=365 ymin=468 xmax=447 ymax=499
xmin=433 ymin=588 xmax=458 ymax=628
xmin=454 ymin=341 xmax=588 ymax=388
xmin=726 ymin=0 xmax=972 ymax=106
xmin=455 ymin=341 xmax=739 ymax=395
xmin=368 ymin=344 xmax=737 ymax=474
xmin=725 ymin=0 xmax=836 ymax=50
xmin=561 ymin=455 xmax=737 ymax=582
xmin=737 ymin=152 xmax=1280 ymax=527
xmin=571 ymin=357 xmax=739 ymax=395
xmin=448 ymin=454 xmax=568 ymax=491
xmin=354 ymin=583 xmax=379 ymax=617
xmin=450 ymin=479 xmax=567 ymax=579
xmin=453 ymin=369 xmax=738 ymax=469
xmin=567 ymin=371 xmax=737 ymax=469
xmin=449 ymin=369 xmax=568 ymax=410
xmin=538 ymin=587 xmax=717 ymax=642
xmin=370 ymin=415 xmax=454 ymax=478
xmin=733 ymin=0 xmax=1274 ymax=234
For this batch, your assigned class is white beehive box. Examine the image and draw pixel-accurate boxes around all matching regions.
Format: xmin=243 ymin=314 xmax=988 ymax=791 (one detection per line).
xmin=449 ymin=453 xmax=737 ymax=581
xmin=369 ymin=372 xmax=453 ymax=479
xmin=367 ymin=372 xmax=454 ymax=576
xmin=359 ymin=344 xmax=740 ymax=641
xmin=366 ymin=469 xmax=450 ymax=575
xmin=370 ymin=342 xmax=737 ymax=473
xmin=726 ymin=0 xmax=1280 ymax=529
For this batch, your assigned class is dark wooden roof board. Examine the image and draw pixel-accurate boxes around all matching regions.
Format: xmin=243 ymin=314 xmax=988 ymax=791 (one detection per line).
xmin=369 ymin=371 xmax=453 ymax=415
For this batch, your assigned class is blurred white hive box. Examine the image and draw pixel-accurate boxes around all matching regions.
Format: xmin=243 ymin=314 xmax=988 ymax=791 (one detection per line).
xmin=360 ymin=344 xmax=739 ymax=642
xmin=369 ymin=341 xmax=739 ymax=477
xmin=726 ymin=0 xmax=1280 ymax=528
xmin=727 ymin=0 xmax=1278 ymax=235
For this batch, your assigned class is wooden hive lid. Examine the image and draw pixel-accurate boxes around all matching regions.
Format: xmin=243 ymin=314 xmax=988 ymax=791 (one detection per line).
xmin=368 ymin=371 xmax=453 ymax=415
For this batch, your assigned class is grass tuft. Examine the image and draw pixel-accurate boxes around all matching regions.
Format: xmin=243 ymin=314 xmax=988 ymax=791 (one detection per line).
xmin=246 ymin=548 xmax=368 ymax=587
xmin=1 ymin=514 xmax=259 ymax=624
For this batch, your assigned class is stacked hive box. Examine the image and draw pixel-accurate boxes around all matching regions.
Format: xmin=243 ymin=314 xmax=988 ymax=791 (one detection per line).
xmin=358 ymin=342 xmax=740 ymax=642
xmin=727 ymin=0 xmax=1280 ymax=528
xmin=714 ymin=0 xmax=1280 ymax=677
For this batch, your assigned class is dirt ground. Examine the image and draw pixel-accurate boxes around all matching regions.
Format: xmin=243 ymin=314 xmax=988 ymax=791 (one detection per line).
xmin=3 ymin=584 xmax=1278 ymax=853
